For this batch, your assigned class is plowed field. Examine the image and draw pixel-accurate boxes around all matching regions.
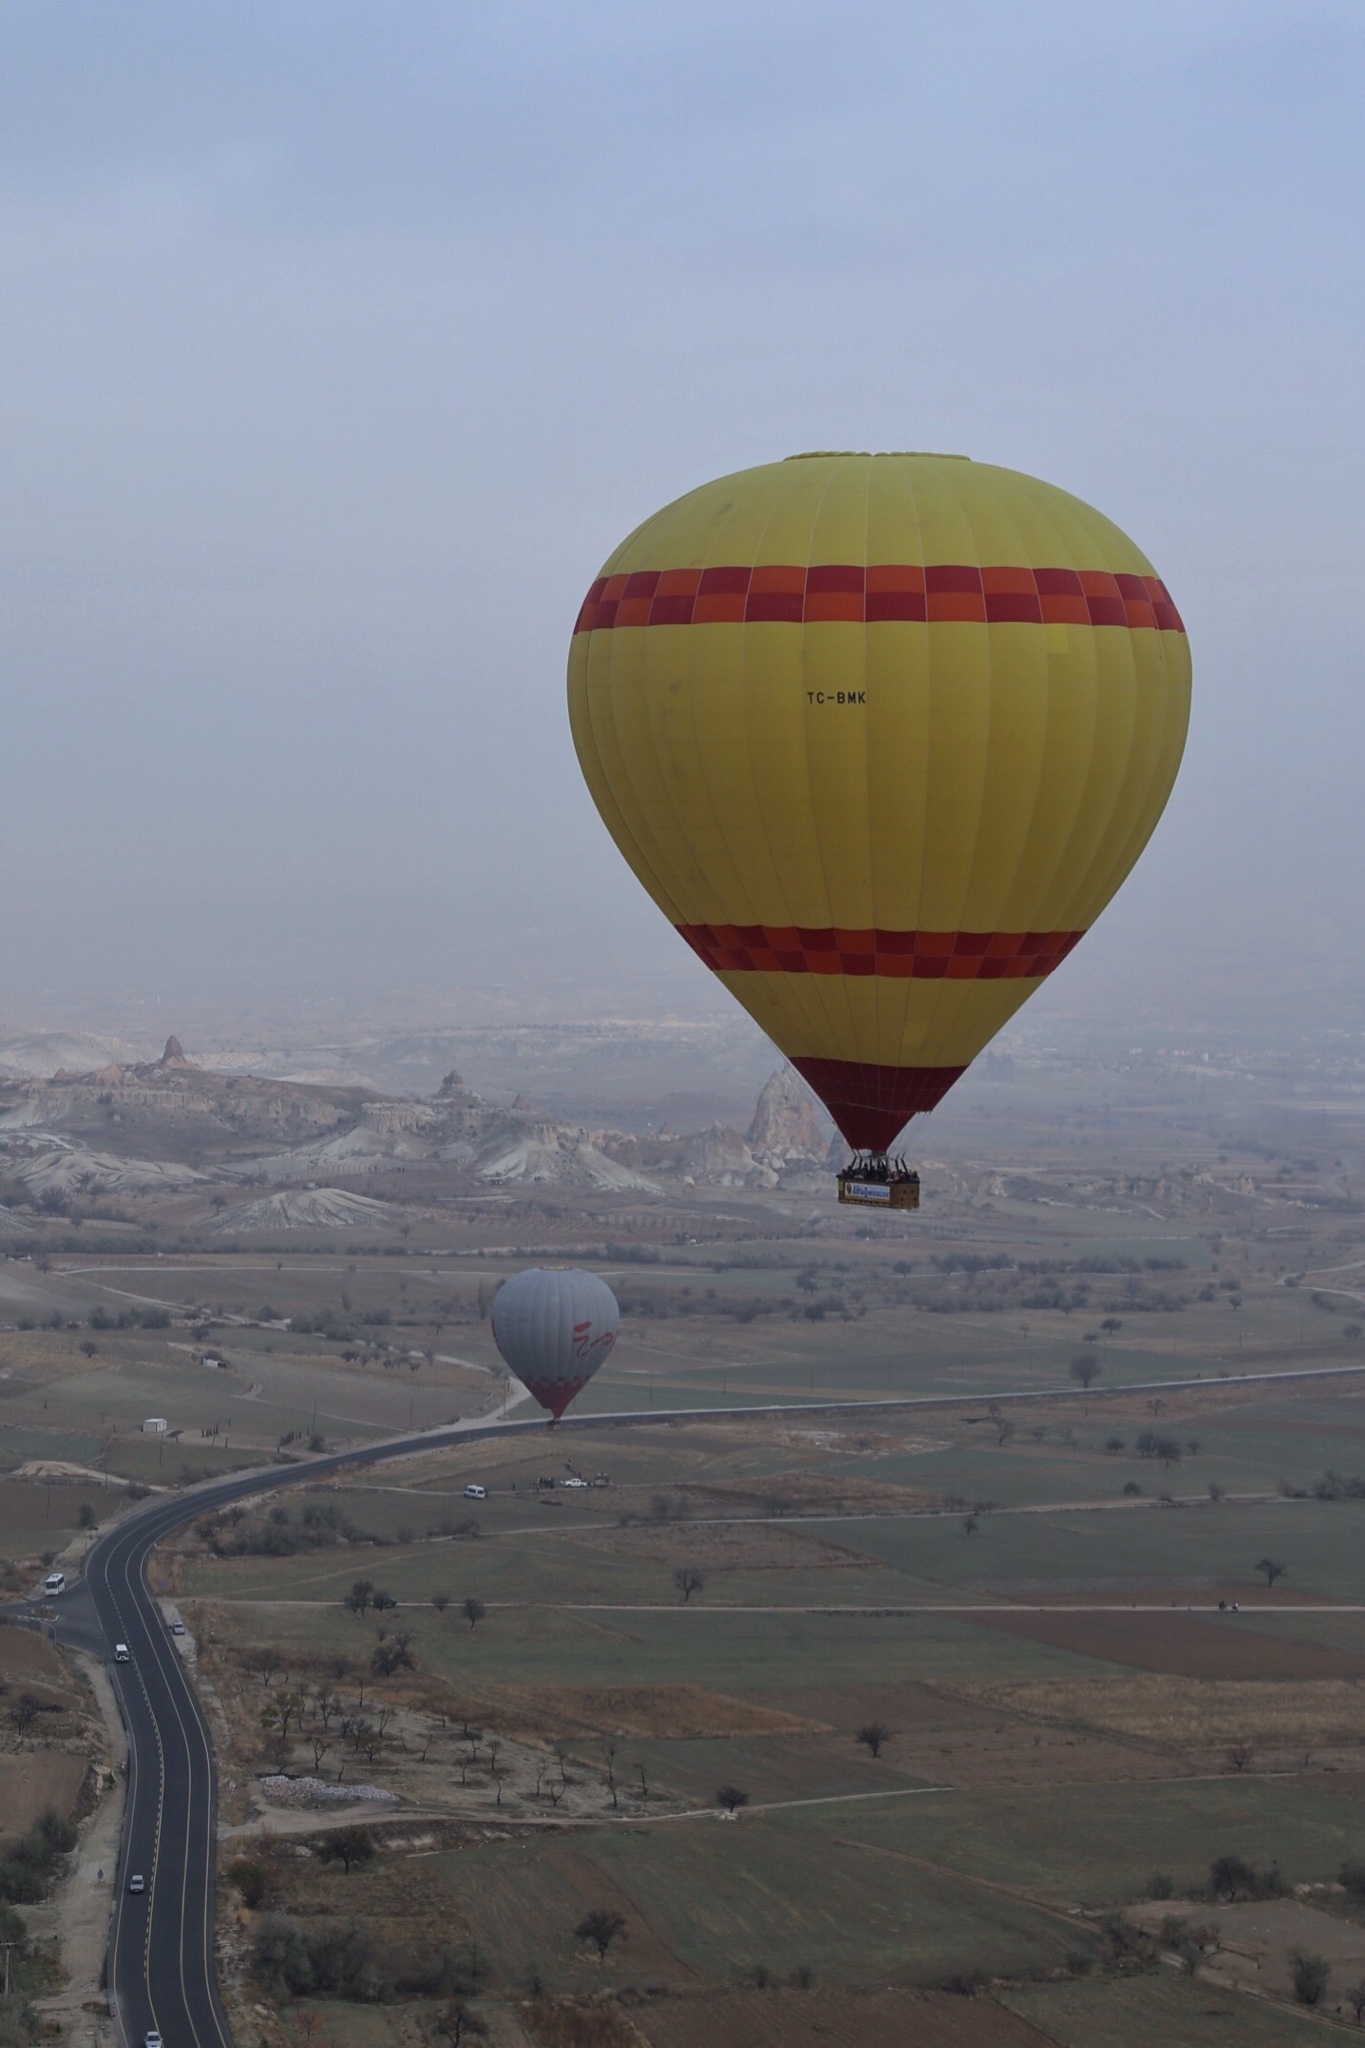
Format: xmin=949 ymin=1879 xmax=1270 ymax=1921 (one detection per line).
xmin=631 ymin=1986 xmax=1055 ymax=2046
xmin=976 ymin=1609 xmax=1365 ymax=1678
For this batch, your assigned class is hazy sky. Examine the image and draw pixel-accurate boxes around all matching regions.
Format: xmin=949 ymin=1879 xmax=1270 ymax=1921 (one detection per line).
xmin=1 ymin=2 xmax=1361 ymax=1035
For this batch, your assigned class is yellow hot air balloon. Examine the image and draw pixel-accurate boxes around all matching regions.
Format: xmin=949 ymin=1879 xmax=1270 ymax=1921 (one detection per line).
xmin=567 ymin=454 xmax=1190 ymax=1206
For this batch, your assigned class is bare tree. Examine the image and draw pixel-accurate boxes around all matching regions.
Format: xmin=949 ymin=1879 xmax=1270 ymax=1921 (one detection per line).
xmin=433 ymin=2002 xmax=487 ymax=2047
xmin=855 ymin=1722 xmax=891 ymax=1759
xmin=372 ymin=1633 xmax=417 ymax=1678
xmin=575 ymin=1909 xmax=626 ymax=1961
xmin=673 ymin=1567 xmax=706 ymax=1604
xmin=276 ymin=1689 xmax=305 ymax=1739
xmin=11 ymin=1691 xmax=43 ymax=1736
xmin=431 ymin=1591 xmax=452 ymax=1615
xmin=1256 ymin=1558 xmax=1287 ymax=1587
xmin=1344 ymin=1978 xmax=1365 ymax=2023
xmin=462 ymin=1597 xmax=487 ymax=1630
xmin=1226 ymin=1741 xmax=1253 ymax=1773
xmin=604 ymin=1742 xmax=619 ymax=1810
xmin=311 ymin=1737 xmax=330 ymax=1774
xmin=314 ymin=1689 xmax=340 ymax=1731
xmin=344 ymin=1580 xmax=375 ymax=1617
xmin=258 ymin=1648 xmax=284 ymax=1688
xmin=1069 ymin=1355 xmax=1101 ymax=1390
xmin=316 ymin=1825 xmax=375 ymax=1874
xmin=716 ymin=1785 xmax=749 ymax=1813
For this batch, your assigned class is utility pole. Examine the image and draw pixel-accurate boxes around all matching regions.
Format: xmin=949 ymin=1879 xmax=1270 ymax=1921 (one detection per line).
xmin=2 ymin=1936 xmax=16 ymax=1997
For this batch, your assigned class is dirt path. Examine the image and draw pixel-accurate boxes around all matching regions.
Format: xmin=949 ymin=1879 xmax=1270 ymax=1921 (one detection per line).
xmin=30 ymin=1650 xmax=127 ymax=2048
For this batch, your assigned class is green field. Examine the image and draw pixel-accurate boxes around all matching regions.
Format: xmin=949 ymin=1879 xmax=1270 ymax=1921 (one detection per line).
xmin=8 ymin=1080 xmax=1365 ymax=2041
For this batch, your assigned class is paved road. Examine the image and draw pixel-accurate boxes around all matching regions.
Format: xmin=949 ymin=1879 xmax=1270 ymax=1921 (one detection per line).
xmin=75 ymin=1413 xmax=534 ymax=2048
xmin=38 ymin=1355 xmax=1365 ymax=2048
xmin=65 ymin=1403 xmax=617 ymax=2048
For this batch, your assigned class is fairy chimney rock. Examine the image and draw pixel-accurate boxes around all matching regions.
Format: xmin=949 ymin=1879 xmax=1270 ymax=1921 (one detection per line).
xmin=747 ymin=1064 xmax=829 ymax=1158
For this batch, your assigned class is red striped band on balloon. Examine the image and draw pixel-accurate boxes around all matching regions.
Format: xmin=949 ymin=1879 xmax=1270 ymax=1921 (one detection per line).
xmin=575 ymin=566 xmax=1184 ymax=634
xmin=678 ymin=925 xmax=1084 ymax=981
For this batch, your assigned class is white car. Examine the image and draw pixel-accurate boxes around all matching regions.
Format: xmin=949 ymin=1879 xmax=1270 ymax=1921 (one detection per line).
xmin=168 ymin=1620 xmax=186 ymax=1636
xmin=463 ymin=1484 xmax=486 ymax=1500
xmin=128 ymin=1874 xmax=145 ymax=1894
xmin=146 ymin=2031 xmax=162 ymax=2048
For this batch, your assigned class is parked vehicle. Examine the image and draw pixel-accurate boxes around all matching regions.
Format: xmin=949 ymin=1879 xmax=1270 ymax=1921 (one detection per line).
xmin=43 ymin=1571 xmax=65 ymax=1595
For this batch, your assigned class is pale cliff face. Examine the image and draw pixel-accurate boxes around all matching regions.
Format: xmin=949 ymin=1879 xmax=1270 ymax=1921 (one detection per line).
xmin=746 ymin=1065 xmax=831 ymax=1161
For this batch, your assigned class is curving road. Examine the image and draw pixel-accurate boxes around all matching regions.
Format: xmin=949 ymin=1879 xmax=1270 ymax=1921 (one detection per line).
xmin=51 ymin=1357 xmax=1365 ymax=2048
xmin=81 ymin=1413 xmax=542 ymax=2048
xmin=77 ymin=1404 xmax=647 ymax=2048
xmin=88 ymin=1493 xmax=235 ymax=2048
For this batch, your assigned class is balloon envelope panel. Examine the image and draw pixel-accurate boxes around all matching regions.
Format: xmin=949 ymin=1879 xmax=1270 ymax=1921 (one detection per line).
xmin=568 ymin=453 xmax=1191 ymax=1151
xmin=491 ymin=1268 xmax=620 ymax=1419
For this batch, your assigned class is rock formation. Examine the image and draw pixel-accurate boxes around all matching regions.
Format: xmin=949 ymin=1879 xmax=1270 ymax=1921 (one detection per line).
xmin=747 ymin=1065 xmax=831 ymax=1161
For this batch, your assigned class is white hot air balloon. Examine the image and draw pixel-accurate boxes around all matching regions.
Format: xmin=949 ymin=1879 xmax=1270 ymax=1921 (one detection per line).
xmin=490 ymin=1268 xmax=620 ymax=1421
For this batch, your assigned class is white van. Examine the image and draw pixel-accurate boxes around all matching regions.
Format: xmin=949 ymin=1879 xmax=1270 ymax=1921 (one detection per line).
xmin=113 ymin=1643 xmax=131 ymax=1664
xmin=463 ymin=1484 xmax=486 ymax=1500
xmin=43 ymin=1571 xmax=65 ymax=1596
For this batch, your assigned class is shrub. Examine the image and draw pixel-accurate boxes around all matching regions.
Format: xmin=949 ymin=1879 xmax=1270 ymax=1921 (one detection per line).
xmin=226 ymin=1858 xmax=267 ymax=1909
xmin=1290 ymin=1949 xmax=1330 ymax=2006
xmin=0 ymin=1809 xmax=78 ymax=1903
xmin=396 ymin=1942 xmax=489 ymax=1997
xmin=252 ymin=1914 xmax=386 ymax=2000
